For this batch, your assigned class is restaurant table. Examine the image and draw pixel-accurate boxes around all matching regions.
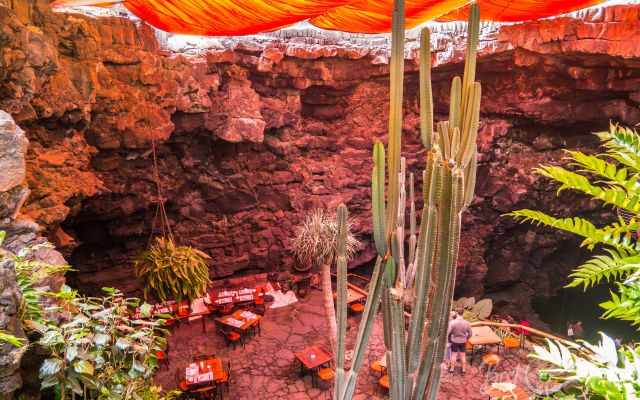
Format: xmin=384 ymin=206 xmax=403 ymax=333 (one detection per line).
xmin=183 ymin=357 xmax=226 ymax=395
xmin=468 ymin=325 xmax=502 ymax=365
xmin=486 ymin=384 xmax=529 ymax=399
xmin=208 ymin=287 xmax=265 ymax=308
xmin=294 ymin=345 xmax=333 ymax=388
xmin=215 ymin=309 xmax=262 ymax=333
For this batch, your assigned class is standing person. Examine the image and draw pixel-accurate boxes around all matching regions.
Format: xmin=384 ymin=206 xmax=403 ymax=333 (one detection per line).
xmin=444 ymin=311 xmax=456 ymax=363
xmin=573 ymin=320 xmax=584 ymax=339
xmin=448 ymin=309 xmax=473 ymax=374
xmin=567 ymin=321 xmax=575 ymax=340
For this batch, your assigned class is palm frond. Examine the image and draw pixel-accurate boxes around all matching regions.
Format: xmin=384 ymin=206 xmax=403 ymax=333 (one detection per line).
xmin=291 ymin=209 xmax=361 ymax=268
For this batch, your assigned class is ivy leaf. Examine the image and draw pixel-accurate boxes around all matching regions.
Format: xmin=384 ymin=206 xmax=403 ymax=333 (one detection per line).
xmin=74 ymin=360 xmax=95 ymax=376
xmin=65 ymin=346 xmax=78 ymax=362
xmin=39 ymin=330 xmax=64 ymax=347
xmin=94 ymin=333 xmax=110 ymax=348
xmin=139 ymin=303 xmax=153 ymax=318
xmin=115 ymin=337 xmax=131 ymax=351
xmin=39 ymin=358 xmax=63 ymax=379
xmin=128 ymin=359 xmax=146 ymax=379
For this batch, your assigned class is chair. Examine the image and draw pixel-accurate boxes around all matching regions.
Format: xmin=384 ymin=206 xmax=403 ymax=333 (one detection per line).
xmin=219 ymin=303 xmax=234 ymax=316
xmin=350 ymin=303 xmax=365 ymax=314
xmin=370 ymin=360 xmax=386 ymax=377
xmin=503 ymin=336 xmax=520 ymax=352
xmin=218 ymin=329 xmax=242 ymax=349
xmin=481 ymin=353 xmax=501 ymax=373
xmin=156 ymin=350 xmax=169 ymax=370
xmin=316 ymin=367 xmax=335 ymax=390
xmin=378 ymin=374 xmax=390 ymax=393
xmin=190 ymin=384 xmax=217 ymax=400
xmin=175 ymin=369 xmax=189 ymax=391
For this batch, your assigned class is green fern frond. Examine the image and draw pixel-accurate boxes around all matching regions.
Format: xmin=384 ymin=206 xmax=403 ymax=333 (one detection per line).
xmin=567 ymin=248 xmax=640 ymax=289
xmin=535 ymin=165 xmax=640 ymax=213
xmin=596 ymin=124 xmax=640 ymax=171
xmin=567 ymin=151 xmax=639 ymax=192
xmin=599 ymin=284 xmax=640 ymax=326
xmin=507 ymin=209 xmax=640 ymax=251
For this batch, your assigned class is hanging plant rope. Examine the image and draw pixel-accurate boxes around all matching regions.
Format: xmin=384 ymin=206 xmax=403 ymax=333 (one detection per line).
xmin=148 ymin=139 xmax=174 ymax=246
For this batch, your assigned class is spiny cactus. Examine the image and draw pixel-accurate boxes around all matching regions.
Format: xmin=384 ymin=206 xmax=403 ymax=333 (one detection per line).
xmin=334 ymin=1 xmax=481 ymax=400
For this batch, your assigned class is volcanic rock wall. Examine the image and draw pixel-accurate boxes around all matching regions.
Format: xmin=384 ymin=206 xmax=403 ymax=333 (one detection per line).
xmin=2 ymin=1 xmax=640 ymax=322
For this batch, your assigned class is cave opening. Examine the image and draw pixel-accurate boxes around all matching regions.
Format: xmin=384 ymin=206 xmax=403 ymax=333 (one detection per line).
xmin=59 ymin=127 xmax=282 ymax=297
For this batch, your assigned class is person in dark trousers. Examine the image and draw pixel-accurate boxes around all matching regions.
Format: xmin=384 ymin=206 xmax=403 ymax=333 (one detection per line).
xmin=448 ymin=309 xmax=473 ymax=374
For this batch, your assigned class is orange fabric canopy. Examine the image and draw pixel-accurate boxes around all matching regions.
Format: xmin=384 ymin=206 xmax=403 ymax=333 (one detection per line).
xmin=51 ymin=0 xmax=609 ymax=35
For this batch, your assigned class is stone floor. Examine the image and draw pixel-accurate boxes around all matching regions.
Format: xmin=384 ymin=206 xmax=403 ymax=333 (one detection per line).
xmin=155 ymin=289 xmax=544 ymax=399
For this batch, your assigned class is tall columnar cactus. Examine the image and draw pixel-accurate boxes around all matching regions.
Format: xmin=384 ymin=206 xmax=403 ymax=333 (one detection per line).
xmin=334 ymin=1 xmax=481 ymax=400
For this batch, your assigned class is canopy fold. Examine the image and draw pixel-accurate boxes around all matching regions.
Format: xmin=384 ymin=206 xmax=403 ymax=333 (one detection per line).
xmin=50 ymin=0 xmax=609 ymax=35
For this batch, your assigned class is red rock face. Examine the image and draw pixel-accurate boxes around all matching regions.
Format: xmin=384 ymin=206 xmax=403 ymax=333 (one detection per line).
xmin=2 ymin=1 xmax=640 ymax=321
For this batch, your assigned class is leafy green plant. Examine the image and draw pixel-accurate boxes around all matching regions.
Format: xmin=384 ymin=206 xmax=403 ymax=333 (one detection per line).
xmin=509 ymin=124 xmax=640 ymax=328
xmin=35 ymin=287 xmax=169 ymax=400
xmin=134 ymin=237 xmax=211 ymax=303
xmin=532 ymin=333 xmax=640 ymax=399
xmin=0 ymin=330 xmax=25 ymax=347
xmin=13 ymin=246 xmax=71 ymax=324
xmin=453 ymin=297 xmax=493 ymax=321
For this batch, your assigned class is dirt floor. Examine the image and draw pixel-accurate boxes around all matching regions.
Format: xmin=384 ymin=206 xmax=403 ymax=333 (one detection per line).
xmin=154 ymin=288 xmax=545 ymax=399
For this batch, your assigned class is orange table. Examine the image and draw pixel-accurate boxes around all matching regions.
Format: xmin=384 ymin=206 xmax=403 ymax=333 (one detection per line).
xmin=215 ymin=309 xmax=261 ymax=332
xmin=468 ymin=325 xmax=502 ymax=365
xmin=294 ymin=345 xmax=333 ymax=388
xmin=183 ymin=357 xmax=226 ymax=390
xmin=295 ymin=346 xmax=332 ymax=370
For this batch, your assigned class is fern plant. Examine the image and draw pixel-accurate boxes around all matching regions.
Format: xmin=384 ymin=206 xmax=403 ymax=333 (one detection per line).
xmin=509 ymin=124 xmax=640 ymax=328
xmin=134 ymin=237 xmax=211 ymax=303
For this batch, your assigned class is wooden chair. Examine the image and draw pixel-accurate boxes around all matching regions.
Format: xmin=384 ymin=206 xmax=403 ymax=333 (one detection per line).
xmin=219 ymin=303 xmax=234 ymax=316
xmin=316 ymin=366 xmax=335 ymax=390
xmin=216 ymin=361 xmax=231 ymax=398
xmin=350 ymin=302 xmax=365 ymax=314
xmin=481 ymin=353 xmax=502 ymax=373
xmin=218 ymin=329 xmax=242 ymax=349
xmin=175 ymin=369 xmax=189 ymax=391
xmin=503 ymin=336 xmax=520 ymax=352
xmin=378 ymin=374 xmax=390 ymax=393
xmin=370 ymin=360 xmax=386 ymax=377
xmin=190 ymin=384 xmax=217 ymax=400
xmin=250 ymin=319 xmax=261 ymax=336
xmin=156 ymin=350 xmax=169 ymax=370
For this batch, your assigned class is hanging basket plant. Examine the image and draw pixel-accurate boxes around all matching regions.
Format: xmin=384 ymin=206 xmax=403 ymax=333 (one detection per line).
xmin=135 ymin=139 xmax=211 ymax=303
xmin=135 ymin=236 xmax=211 ymax=303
